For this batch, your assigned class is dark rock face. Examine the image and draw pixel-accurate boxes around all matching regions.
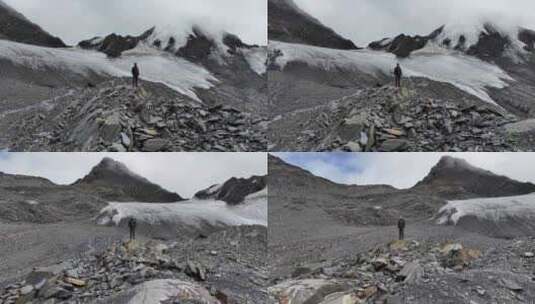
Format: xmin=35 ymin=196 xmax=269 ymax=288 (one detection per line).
xmin=466 ymin=24 xmax=512 ymax=60
xmin=519 ymin=28 xmax=535 ymax=51
xmin=176 ymin=26 xmax=217 ymax=62
xmin=268 ymin=0 xmax=358 ymax=50
xmin=368 ymin=26 xmax=443 ymax=58
xmin=413 ymin=156 xmax=535 ymax=199
xmin=73 ymin=157 xmax=183 ymax=202
xmin=223 ymin=33 xmax=256 ymax=53
xmin=386 ymin=34 xmax=428 ymax=58
xmin=78 ymin=27 xmax=155 ymax=58
xmin=0 ymin=0 xmax=66 ymax=47
xmin=195 ymin=175 xmax=266 ymax=205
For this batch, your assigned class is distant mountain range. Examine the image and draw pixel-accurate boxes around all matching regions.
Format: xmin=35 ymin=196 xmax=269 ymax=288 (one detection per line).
xmin=0 ymin=157 xmax=266 ymax=223
xmin=268 ymin=154 xmax=535 ymax=228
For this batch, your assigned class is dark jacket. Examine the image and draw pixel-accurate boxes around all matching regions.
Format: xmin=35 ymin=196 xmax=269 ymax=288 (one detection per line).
xmin=394 ymin=65 xmax=402 ymax=77
xmin=128 ymin=218 xmax=137 ymax=229
xmin=397 ymin=218 xmax=405 ymax=230
xmin=132 ymin=65 xmax=140 ymax=77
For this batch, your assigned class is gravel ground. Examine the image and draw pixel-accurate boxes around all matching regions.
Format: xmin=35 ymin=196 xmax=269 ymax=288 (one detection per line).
xmin=0 ymin=221 xmax=130 ymax=287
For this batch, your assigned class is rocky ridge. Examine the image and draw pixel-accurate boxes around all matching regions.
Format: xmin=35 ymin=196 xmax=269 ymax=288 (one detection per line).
xmin=0 ymin=225 xmax=268 ymax=304
xmin=268 ymin=83 xmax=520 ymax=152
xmin=3 ymin=79 xmax=267 ymax=152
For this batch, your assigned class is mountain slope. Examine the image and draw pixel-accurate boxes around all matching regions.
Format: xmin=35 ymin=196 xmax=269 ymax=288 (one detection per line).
xmin=268 ymin=0 xmax=358 ymax=49
xmin=73 ymin=157 xmax=183 ymax=202
xmin=413 ymin=156 xmax=535 ymax=199
xmin=0 ymin=0 xmax=65 ymax=47
xmin=269 ymin=155 xmax=535 ymax=229
xmin=0 ymin=172 xmax=107 ymax=223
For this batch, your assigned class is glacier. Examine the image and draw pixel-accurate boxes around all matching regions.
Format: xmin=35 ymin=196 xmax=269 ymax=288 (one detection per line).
xmin=96 ymin=188 xmax=267 ymax=228
xmin=0 ymin=39 xmax=217 ymax=101
xmin=436 ymin=192 xmax=535 ymax=225
xmin=270 ymin=40 xmax=514 ymax=104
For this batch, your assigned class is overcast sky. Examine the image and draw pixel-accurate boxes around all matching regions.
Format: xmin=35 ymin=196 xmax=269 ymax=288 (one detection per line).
xmin=275 ymin=152 xmax=535 ymax=189
xmin=3 ymin=0 xmax=267 ymax=45
xmin=0 ymin=153 xmax=266 ymax=198
xmin=293 ymin=0 xmax=535 ymax=46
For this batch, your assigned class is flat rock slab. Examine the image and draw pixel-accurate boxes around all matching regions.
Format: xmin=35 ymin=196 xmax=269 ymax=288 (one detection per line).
xmin=505 ymin=119 xmax=535 ymax=134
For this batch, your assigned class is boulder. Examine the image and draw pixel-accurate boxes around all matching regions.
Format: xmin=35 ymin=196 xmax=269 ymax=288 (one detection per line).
xmin=270 ymin=279 xmax=347 ymax=304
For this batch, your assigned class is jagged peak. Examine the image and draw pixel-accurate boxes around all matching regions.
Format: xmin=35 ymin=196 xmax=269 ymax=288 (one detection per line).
xmin=77 ymin=157 xmax=148 ymax=184
xmin=94 ymin=157 xmax=141 ymax=175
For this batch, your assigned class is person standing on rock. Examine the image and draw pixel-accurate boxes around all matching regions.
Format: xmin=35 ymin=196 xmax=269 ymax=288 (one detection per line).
xmin=398 ymin=217 xmax=405 ymax=240
xmin=394 ymin=63 xmax=403 ymax=89
xmin=131 ymin=63 xmax=140 ymax=88
xmin=128 ymin=217 xmax=137 ymax=241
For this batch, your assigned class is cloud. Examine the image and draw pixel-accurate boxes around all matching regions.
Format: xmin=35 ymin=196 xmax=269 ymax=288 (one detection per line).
xmin=4 ymin=0 xmax=267 ymax=45
xmin=0 ymin=153 xmax=267 ymax=198
xmin=275 ymin=152 xmax=535 ymax=189
xmin=292 ymin=0 xmax=535 ymax=45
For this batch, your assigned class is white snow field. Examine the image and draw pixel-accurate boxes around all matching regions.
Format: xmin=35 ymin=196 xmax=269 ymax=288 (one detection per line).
xmin=241 ymin=47 xmax=267 ymax=75
xmin=270 ymin=40 xmax=514 ymax=104
xmin=436 ymin=193 xmax=535 ymax=225
xmin=96 ymin=188 xmax=267 ymax=228
xmin=0 ymin=39 xmax=218 ymax=101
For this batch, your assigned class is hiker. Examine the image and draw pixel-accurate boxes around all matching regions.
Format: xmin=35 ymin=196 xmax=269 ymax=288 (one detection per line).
xmin=131 ymin=63 xmax=140 ymax=88
xmin=394 ymin=63 xmax=402 ymax=88
xmin=397 ymin=217 xmax=406 ymax=240
xmin=128 ymin=218 xmax=137 ymax=241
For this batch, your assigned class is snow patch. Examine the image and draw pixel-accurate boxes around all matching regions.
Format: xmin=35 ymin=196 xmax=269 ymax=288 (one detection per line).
xmin=26 ymin=200 xmax=39 ymax=205
xmin=97 ymin=189 xmax=267 ymax=228
xmin=0 ymin=40 xmax=217 ymax=101
xmin=271 ymin=41 xmax=514 ymax=104
xmin=436 ymin=193 xmax=535 ymax=225
xmin=241 ymin=47 xmax=267 ymax=75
